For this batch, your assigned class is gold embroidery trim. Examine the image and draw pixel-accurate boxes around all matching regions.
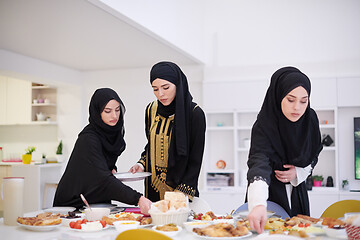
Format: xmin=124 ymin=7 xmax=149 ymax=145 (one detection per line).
xmin=175 ymin=183 xmax=195 ymax=201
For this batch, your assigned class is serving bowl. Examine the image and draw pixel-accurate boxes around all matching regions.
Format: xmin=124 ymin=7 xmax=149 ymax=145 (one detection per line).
xmin=152 ymin=224 xmax=182 ymax=237
xmin=324 ymin=226 xmax=347 ymax=239
xmin=113 ymin=220 xmax=139 ymax=232
xmin=84 ymin=207 xmax=110 ymax=221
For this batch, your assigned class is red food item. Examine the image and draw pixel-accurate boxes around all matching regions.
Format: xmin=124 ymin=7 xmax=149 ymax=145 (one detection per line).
xmin=74 ymin=222 xmax=81 ymax=229
xmin=298 ymin=223 xmax=304 ymax=227
xmin=305 ymin=223 xmax=310 ymax=227
xmin=100 ymin=220 xmax=106 ymax=228
xmin=69 ymin=221 xmax=76 ymax=228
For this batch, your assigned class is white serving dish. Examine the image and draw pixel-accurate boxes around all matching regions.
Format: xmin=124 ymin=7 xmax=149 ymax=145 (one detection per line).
xmin=84 ymin=207 xmax=110 ymax=221
xmin=324 ymin=226 xmax=347 ymax=239
xmin=113 ymin=220 xmax=140 ymax=232
xmin=183 ymin=221 xmax=211 ymax=232
xmin=152 ymin=225 xmax=182 ymax=237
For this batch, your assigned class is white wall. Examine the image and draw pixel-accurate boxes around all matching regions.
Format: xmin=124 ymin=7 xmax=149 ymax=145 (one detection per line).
xmin=101 ymin=0 xmax=360 ymax=78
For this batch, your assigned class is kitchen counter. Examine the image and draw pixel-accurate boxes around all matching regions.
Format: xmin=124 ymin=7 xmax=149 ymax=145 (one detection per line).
xmin=0 ymin=163 xmax=63 ymax=212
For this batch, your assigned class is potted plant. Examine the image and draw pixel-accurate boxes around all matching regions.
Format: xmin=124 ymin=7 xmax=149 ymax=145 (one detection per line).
xmin=22 ymin=146 xmax=36 ymax=164
xmin=56 ymin=140 xmax=64 ymax=163
xmin=312 ymin=175 xmax=323 ymax=187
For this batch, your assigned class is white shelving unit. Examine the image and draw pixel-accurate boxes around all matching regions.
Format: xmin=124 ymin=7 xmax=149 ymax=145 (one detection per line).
xmin=31 ymin=84 xmax=57 ymax=124
xmin=203 ymin=108 xmax=339 ymax=193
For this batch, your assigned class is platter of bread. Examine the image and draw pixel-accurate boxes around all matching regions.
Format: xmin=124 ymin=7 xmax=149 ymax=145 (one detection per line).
xmin=16 ymin=212 xmax=62 ymax=231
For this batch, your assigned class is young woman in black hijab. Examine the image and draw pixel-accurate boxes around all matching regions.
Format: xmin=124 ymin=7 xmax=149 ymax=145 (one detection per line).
xmin=53 ymin=88 xmax=152 ymax=214
xmin=129 ymin=61 xmax=206 ymax=202
xmin=246 ymin=67 xmax=323 ymax=233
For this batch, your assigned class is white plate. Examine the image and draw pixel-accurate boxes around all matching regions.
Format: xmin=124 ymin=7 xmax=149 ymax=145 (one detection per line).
xmin=234 ymin=210 xmax=275 ymax=218
xmin=192 ymin=231 xmax=252 ymax=240
xmin=44 ymin=206 xmax=76 ymax=214
xmin=70 ymin=225 xmax=109 ymax=232
xmin=17 ymin=222 xmax=61 ymax=232
xmin=114 ymin=172 xmax=151 ymax=182
xmin=252 ymin=233 xmax=301 ymax=240
xmin=323 ymin=226 xmax=347 ymax=239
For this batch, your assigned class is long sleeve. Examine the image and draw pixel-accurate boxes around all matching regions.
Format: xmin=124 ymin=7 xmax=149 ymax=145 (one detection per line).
xmin=290 ymin=164 xmax=312 ymax=187
xmin=247 ymin=180 xmax=268 ymax=211
xmin=175 ymin=106 xmax=206 ymax=198
xmin=54 ymin=133 xmax=141 ymax=208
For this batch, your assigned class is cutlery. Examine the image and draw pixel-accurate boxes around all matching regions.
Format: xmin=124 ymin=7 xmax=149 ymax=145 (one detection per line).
xmin=80 ymin=194 xmax=91 ymax=211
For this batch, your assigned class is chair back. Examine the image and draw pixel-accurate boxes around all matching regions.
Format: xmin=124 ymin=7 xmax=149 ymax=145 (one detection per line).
xmin=321 ymin=199 xmax=360 ymax=219
xmin=115 ymin=228 xmax=172 ymax=240
xmin=233 ymin=201 xmax=290 ymax=219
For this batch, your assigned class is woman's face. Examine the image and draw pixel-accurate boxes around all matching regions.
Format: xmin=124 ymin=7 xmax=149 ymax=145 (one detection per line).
xmin=101 ymin=99 xmax=121 ymax=126
xmin=152 ymin=78 xmax=176 ymax=106
xmin=281 ymin=86 xmax=308 ymax=122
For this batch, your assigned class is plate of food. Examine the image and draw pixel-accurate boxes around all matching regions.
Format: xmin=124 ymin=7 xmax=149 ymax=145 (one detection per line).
xmin=152 ymin=224 xmax=182 ymax=237
xmin=44 ymin=206 xmax=76 ymax=214
xmin=192 ymin=222 xmax=251 ymax=239
xmin=114 ymin=172 xmax=151 ymax=182
xmin=17 ymin=222 xmax=61 ymax=231
xmin=16 ymin=212 xmax=62 ymax=231
xmin=69 ymin=219 xmax=108 ymax=232
xmin=191 ymin=211 xmax=234 ymax=222
xmin=234 ymin=210 xmax=275 ymax=218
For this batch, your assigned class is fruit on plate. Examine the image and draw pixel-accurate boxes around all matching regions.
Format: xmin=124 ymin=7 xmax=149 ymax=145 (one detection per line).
xmin=69 ymin=219 xmax=106 ymax=230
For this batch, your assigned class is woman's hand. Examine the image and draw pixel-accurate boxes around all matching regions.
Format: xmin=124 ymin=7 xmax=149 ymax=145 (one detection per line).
xmin=129 ymin=164 xmax=144 ymax=173
xmin=274 ymin=164 xmax=296 ymax=183
xmin=138 ymin=196 xmax=152 ymax=215
xmin=247 ymin=205 xmax=267 ymax=234
xmin=112 ymin=169 xmax=117 ymax=174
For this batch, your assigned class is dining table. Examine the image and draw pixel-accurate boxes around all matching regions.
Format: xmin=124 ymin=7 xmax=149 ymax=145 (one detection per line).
xmin=0 ymin=210 xmax=345 ymax=240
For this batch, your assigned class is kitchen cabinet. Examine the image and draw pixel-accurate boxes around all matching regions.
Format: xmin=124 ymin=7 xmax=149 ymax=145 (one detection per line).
xmin=31 ymin=84 xmax=57 ymax=124
xmin=0 ymin=76 xmax=31 ymax=125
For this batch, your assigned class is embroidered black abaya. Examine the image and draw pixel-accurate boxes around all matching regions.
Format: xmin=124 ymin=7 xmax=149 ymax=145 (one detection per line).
xmin=53 ymin=88 xmax=142 ymax=209
xmin=247 ymin=67 xmax=323 ymax=216
xmin=138 ymin=61 xmax=206 ymax=202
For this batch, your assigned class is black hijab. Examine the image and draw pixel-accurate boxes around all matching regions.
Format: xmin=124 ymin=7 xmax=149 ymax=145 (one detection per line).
xmin=80 ymin=88 xmax=126 ymax=157
xmin=256 ymin=66 xmax=322 ymax=168
xmin=150 ymin=61 xmax=193 ymax=157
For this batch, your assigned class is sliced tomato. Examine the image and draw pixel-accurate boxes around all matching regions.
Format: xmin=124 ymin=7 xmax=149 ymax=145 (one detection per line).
xmin=298 ymin=223 xmax=304 ymax=227
xmin=74 ymin=222 xmax=82 ymax=229
xmin=100 ymin=220 xmax=107 ymax=228
xmin=69 ymin=221 xmax=76 ymax=228
xmin=305 ymin=223 xmax=311 ymax=227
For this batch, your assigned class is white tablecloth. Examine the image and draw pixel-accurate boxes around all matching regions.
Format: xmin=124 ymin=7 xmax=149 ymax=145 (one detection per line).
xmin=0 ymin=213 xmax=344 ymax=240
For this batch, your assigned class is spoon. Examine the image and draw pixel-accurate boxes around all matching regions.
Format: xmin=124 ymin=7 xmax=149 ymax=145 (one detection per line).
xmin=80 ymin=194 xmax=92 ymax=211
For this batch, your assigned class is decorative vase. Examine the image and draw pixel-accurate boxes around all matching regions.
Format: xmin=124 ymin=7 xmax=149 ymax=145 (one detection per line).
xmin=22 ymin=154 xmax=32 ymax=164
xmin=313 ymin=180 xmax=322 ymax=187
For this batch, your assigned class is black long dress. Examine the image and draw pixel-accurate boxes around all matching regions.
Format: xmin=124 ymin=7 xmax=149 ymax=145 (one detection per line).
xmin=138 ymin=100 xmax=206 ymax=202
xmin=53 ymin=88 xmax=142 ymax=209
xmin=247 ymin=67 xmax=323 ymax=216
xmin=137 ymin=61 xmax=206 ymax=202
